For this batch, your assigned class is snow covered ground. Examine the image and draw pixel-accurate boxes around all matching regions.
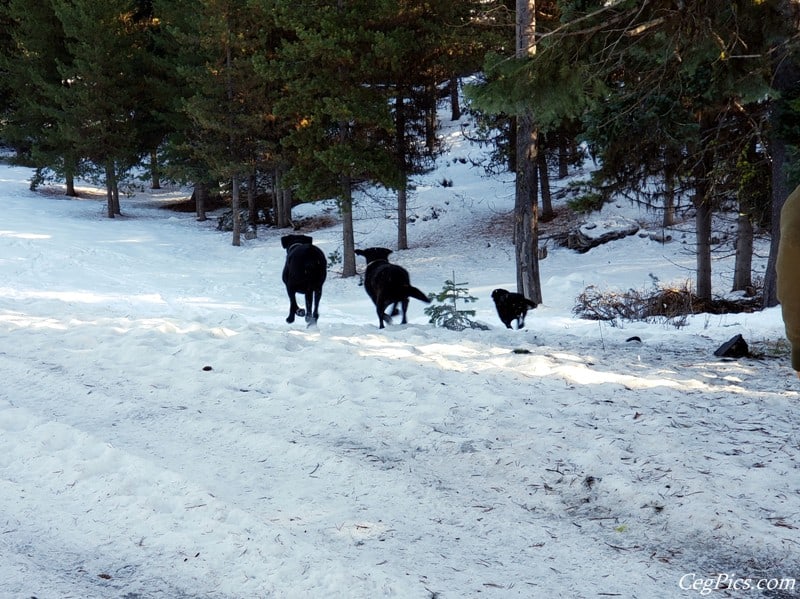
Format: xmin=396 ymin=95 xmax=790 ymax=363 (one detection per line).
xmin=1 ymin=115 xmax=798 ymax=599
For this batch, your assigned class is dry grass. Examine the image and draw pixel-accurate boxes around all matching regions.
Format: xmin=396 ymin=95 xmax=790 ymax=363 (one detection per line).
xmin=574 ymin=281 xmax=762 ymax=328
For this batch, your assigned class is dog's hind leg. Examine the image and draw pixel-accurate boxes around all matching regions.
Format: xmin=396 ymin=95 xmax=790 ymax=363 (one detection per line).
xmin=399 ymin=298 xmax=410 ymax=324
xmin=375 ymin=296 xmax=394 ymax=327
xmin=286 ymin=291 xmax=299 ymax=323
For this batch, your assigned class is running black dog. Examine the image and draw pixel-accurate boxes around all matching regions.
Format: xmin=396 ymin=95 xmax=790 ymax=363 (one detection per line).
xmin=355 ymin=247 xmax=430 ymax=329
xmin=491 ymin=288 xmax=538 ymax=329
xmin=281 ymin=234 xmax=327 ymax=326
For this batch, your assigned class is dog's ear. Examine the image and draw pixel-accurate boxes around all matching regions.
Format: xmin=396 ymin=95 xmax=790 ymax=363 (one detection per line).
xmin=355 ymin=249 xmax=364 ymax=257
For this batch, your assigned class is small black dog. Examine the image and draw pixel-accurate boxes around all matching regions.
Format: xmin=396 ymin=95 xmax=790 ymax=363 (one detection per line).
xmin=281 ymin=234 xmax=327 ymax=326
xmin=355 ymin=247 xmax=430 ymax=329
xmin=491 ymin=288 xmax=538 ymax=330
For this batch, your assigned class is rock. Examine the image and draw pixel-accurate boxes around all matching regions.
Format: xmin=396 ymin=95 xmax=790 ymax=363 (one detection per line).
xmin=648 ymin=231 xmax=673 ymax=243
xmin=713 ymin=334 xmax=749 ymax=358
xmin=567 ymin=217 xmax=640 ymax=253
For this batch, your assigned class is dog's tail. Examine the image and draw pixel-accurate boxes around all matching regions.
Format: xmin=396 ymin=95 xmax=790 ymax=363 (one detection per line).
xmin=407 ymin=286 xmax=431 ymax=303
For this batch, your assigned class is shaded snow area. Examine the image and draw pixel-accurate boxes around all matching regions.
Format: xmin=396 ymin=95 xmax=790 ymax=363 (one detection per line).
xmin=1 ymin=116 xmax=798 ymax=599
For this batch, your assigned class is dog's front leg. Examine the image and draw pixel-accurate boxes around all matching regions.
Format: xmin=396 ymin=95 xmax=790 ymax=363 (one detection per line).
xmin=376 ymin=303 xmax=387 ymax=328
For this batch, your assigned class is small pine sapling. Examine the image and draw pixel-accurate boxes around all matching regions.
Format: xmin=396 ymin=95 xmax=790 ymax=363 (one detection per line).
xmin=424 ymin=273 xmax=489 ymax=331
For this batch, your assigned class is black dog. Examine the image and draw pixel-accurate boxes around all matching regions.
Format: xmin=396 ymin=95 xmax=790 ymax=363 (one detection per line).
xmin=491 ymin=288 xmax=538 ymax=329
xmin=355 ymin=247 xmax=430 ymax=329
xmin=281 ymin=234 xmax=327 ymax=326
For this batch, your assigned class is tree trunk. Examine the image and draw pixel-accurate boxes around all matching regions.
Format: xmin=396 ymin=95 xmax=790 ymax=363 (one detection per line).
xmin=63 ymin=154 xmax=78 ymax=197
xmin=507 ymin=116 xmax=517 ymax=173
xmin=105 ymin=160 xmax=120 ymax=216
xmin=515 ymin=114 xmax=542 ymax=304
xmin=195 ymin=182 xmax=207 ymax=222
xmin=65 ymin=172 xmax=76 ymax=197
xmin=764 ymin=133 xmax=790 ymax=307
xmin=763 ymin=1 xmax=800 ymax=307
xmin=425 ymin=82 xmax=437 ymax=154
xmin=557 ymin=130 xmax=569 ymax=179
xmin=112 ymin=176 xmax=120 ymax=215
xmin=397 ymin=183 xmax=408 ymax=250
xmin=663 ymin=149 xmax=677 ymax=227
xmin=732 ymin=212 xmax=753 ymax=292
xmin=695 ymin=196 xmax=713 ymax=300
xmin=281 ymin=188 xmax=293 ymax=227
xmin=272 ymin=168 xmax=279 ymax=224
xmin=65 ymin=177 xmax=76 ymax=197
xmin=274 ymin=166 xmax=290 ymax=228
xmin=105 ymin=161 xmax=115 ymax=219
xmin=231 ymin=175 xmax=241 ymax=247
xmin=225 ymin=27 xmax=241 ymax=247
xmin=150 ymin=150 xmax=161 ymax=190
xmin=514 ymin=0 xmax=542 ymax=304
xmin=538 ymin=144 xmax=553 ymax=221
xmin=449 ymin=75 xmax=461 ymax=121
xmin=247 ymin=171 xmax=258 ymax=230
xmin=693 ymin=113 xmax=715 ymax=301
xmin=341 ymin=174 xmax=356 ymax=277
xmin=395 ymin=92 xmax=409 ymax=250
xmin=663 ymin=188 xmax=676 ymax=228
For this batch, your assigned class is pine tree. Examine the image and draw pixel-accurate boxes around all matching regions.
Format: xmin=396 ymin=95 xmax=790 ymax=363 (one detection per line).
xmin=0 ymin=2 xmax=19 ymax=139
xmin=473 ymin=0 xmax=795 ymax=301
xmin=424 ymin=275 xmax=487 ymax=331
xmin=381 ymin=0 xmax=502 ymax=250
xmin=763 ymin=1 xmax=800 ymax=308
xmin=154 ymin=0 xmax=283 ymax=244
xmin=0 ymin=0 xmax=84 ymax=195
xmin=264 ymin=0 xmax=401 ymax=276
xmin=47 ymin=0 xmax=165 ymax=216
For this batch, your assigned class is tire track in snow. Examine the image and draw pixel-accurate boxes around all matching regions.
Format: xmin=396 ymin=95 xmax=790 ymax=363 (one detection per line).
xmin=0 ymin=348 xmax=409 ymax=598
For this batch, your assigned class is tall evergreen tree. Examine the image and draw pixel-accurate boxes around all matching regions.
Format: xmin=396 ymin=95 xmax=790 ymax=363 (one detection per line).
xmin=763 ymin=0 xmax=800 ymax=307
xmin=0 ymin=0 xmax=83 ymax=195
xmin=474 ymin=0 xmax=795 ymax=301
xmin=467 ymin=1 xmax=561 ymax=303
xmin=155 ymin=0 xmax=281 ymax=244
xmin=48 ymin=0 xmax=164 ymax=216
xmin=264 ymin=0 xmax=402 ymax=277
xmin=0 ymin=0 xmax=16 ymax=121
xmin=388 ymin=0 xmax=502 ymax=250
xmin=513 ymin=0 xmax=543 ymax=305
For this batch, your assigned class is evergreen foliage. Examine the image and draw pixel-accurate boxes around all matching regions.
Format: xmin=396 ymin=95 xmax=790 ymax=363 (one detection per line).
xmin=468 ymin=0 xmax=800 ymax=301
xmin=50 ymin=0 xmax=166 ymax=214
xmin=0 ymin=0 xmax=84 ymax=191
xmin=424 ymin=275 xmax=488 ymax=331
xmin=0 ymin=0 xmax=798 ymax=300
